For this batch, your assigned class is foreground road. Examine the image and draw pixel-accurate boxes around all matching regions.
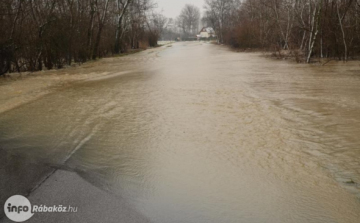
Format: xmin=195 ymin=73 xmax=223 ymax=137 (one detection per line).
xmin=1 ymin=170 xmax=150 ymax=223
xmin=1 ymin=42 xmax=360 ymax=222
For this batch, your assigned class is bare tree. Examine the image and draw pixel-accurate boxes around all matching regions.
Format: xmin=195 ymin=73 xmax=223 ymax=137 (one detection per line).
xmin=307 ymin=0 xmax=322 ymax=63
xmin=201 ymin=0 xmax=360 ymax=62
xmin=204 ymin=0 xmax=239 ymax=43
xmin=336 ymin=0 xmax=354 ymax=61
xmin=93 ymin=0 xmax=110 ymax=59
xmin=177 ymin=4 xmax=200 ymax=38
xmin=114 ymin=0 xmax=133 ymax=54
xmin=0 ymin=0 xmax=164 ymax=75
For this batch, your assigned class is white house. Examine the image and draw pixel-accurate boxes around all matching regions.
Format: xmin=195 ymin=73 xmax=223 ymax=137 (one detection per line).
xmin=197 ymin=27 xmax=216 ymax=38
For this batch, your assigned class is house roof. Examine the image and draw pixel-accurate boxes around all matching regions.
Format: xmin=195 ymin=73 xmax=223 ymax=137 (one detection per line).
xmin=199 ymin=27 xmax=215 ymax=34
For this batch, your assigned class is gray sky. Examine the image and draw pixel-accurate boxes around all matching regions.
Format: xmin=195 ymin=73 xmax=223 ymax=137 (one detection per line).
xmin=155 ymin=0 xmax=205 ymax=18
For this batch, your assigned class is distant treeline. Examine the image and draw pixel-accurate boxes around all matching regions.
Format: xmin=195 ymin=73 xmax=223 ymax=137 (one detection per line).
xmin=203 ymin=0 xmax=360 ymax=62
xmin=0 ymin=0 xmax=166 ymax=75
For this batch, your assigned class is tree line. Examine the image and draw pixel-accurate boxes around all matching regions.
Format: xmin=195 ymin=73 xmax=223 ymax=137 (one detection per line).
xmin=158 ymin=5 xmax=201 ymax=41
xmin=203 ymin=0 xmax=360 ymax=62
xmin=177 ymin=4 xmax=201 ymax=38
xmin=0 ymin=0 xmax=164 ymax=75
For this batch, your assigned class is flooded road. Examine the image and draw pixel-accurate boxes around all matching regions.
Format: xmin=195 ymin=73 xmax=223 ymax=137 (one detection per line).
xmin=1 ymin=42 xmax=360 ymax=222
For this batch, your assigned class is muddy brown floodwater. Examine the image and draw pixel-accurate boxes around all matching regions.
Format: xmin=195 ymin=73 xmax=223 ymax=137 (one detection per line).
xmin=1 ymin=42 xmax=360 ymax=222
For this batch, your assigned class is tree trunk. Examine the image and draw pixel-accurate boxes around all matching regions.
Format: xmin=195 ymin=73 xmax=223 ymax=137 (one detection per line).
xmin=337 ymin=2 xmax=348 ymax=61
xmin=307 ymin=0 xmax=322 ymax=63
xmin=114 ymin=0 xmax=132 ymax=54
xmin=87 ymin=0 xmax=96 ymax=60
xmin=93 ymin=0 xmax=109 ymax=59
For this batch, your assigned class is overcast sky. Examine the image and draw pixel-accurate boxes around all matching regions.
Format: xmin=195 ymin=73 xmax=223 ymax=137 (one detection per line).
xmin=155 ymin=0 xmax=205 ymax=18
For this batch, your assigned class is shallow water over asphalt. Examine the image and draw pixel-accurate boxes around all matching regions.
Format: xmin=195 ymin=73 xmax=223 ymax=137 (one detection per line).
xmin=1 ymin=42 xmax=360 ymax=222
